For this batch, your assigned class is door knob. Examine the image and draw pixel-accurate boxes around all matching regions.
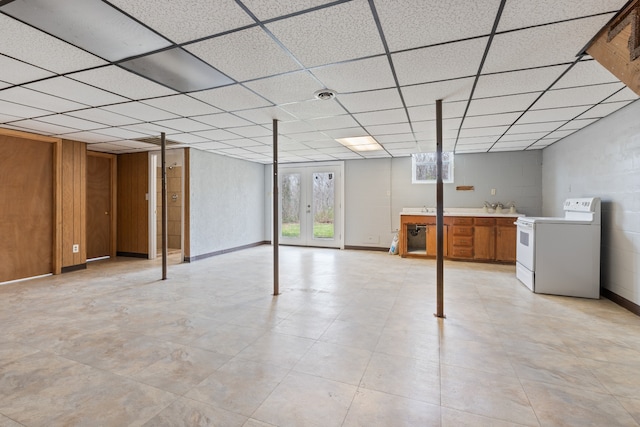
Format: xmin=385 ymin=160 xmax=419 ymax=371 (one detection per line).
xmin=105 ymin=211 xmax=109 ymax=215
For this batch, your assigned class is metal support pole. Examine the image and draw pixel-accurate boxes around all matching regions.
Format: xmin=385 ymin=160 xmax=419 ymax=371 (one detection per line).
xmin=272 ymin=119 xmax=280 ymax=296
xmin=435 ymin=100 xmax=445 ymax=318
xmin=161 ymin=132 xmax=168 ymax=280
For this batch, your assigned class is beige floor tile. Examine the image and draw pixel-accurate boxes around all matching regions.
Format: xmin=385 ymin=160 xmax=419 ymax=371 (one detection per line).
xmin=440 ymin=338 xmax=516 ymax=376
xmin=319 ymin=319 xmax=383 ymax=351
xmin=272 ymin=311 xmax=335 ymax=340
xmin=0 ymin=414 xmax=22 ymax=427
xmin=242 ymin=419 xmax=277 ymax=427
xmin=342 ymin=388 xmax=441 ymax=427
xmin=142 ymin=397 xmax=247 ymax=426
xmin=522 ymin=379 xmax=638 ymax=427
xmin=360 ymin=352 xmax=440 ymax=405
xmin=189 ymin=323 xmax=266 ymax=356
xmin=617 ymin=397 xmax=640 ymax=424
xmin=441 ymin=365 xmax=539 ymax=426
xmin=293 ymin=341 xmax=372 ymax=385
xmin=251 ymin=371 xmax=357 ymax=427
xmin=234 ymin=331 xmax=315 ymax=369
xmin=185 ymin=358 xmax=290 ymax=416
xmin=441 ymin=407 xmax=537 ymax=427
xmin=374 ymin=327 xmax=440 ymax=363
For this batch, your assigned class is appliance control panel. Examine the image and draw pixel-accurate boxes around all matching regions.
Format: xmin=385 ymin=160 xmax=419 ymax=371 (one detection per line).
xmin=563 ymin=197 xmax=600 ymax=212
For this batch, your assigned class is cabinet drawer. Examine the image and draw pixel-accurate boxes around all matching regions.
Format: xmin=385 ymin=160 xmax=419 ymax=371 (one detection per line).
xmin=475 ymin=217 xmax=496 ymax=226
xmin=452 ymin=226 xmax=473 ymax=236
xmin=452 ymin=217 xmax=473 ymax=225
xmin=496 ymin=218 xmax=517 ymax=226
xmin=450 ymin=247 xmax=473 ymax=258
xmin=452 ymin=236 xmax=473 ymax=247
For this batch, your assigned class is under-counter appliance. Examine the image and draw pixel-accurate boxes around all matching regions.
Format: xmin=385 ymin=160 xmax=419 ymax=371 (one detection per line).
xmin=515 ymin=198 xmax=601 ymax=299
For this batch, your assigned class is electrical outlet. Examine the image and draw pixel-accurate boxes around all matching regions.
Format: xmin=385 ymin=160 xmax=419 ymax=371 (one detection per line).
xmin=491 ymin=188 xmax=496 ymax=196
xmin=72 ymin=244 xmax=79 ymax=253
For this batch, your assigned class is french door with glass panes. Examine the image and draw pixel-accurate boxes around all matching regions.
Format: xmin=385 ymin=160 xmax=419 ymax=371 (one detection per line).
xmin=279 ymin=163 xmax=343 ymax=248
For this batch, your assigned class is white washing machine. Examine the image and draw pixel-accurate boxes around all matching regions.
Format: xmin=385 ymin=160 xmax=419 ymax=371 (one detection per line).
xmin=515 ymin=198 xmax=601 ymax=299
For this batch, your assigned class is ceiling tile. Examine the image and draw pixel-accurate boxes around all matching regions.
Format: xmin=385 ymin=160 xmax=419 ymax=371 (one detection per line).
xmin=337 ymin=88 xmax=403 ymax=113
xmin=490 ymin=142 xmax=534 ymax=151
xmin=499 ymin=132 xmax=548 ymax=142
xmin=69 ymin=66 xmax=176 ymax=100
xmin=102 ymin=102 xmax=180 ymax=122
xmin=191 ymin=85 xmax=272 ymax=111
xmin=186 ymin=27 xmax=301 ymax=82
xmin=266 ymin=0 xmax=385 ymax=67
xmin=161 ymin=133 xmax=209 ymax=144
xmin=605 ymin=87 xmax=640 ymax=103
xmin=498 ymin=0 xmax=625 ymax=31
xmin=0 ymin=14 xmax=106 ymax=74
xmin=553 ymin=59 xmax=621 ymax=89
xmin=517 ymin=106 xmax=590 ymax=123
xmin=401 ymin=78 xmax=474 ymax=106
xmin=375 ymin=0 xmax=500 ymax=51
xmin=67 ymin=108 xmax=140 ymax=127
xmin=0 ymin=99 xmax=52 ymax=118
xmin=86 ymin=142 xmax=133 ymax=152
xmin=95 ymin=127 xmax=149 ymax=140
xmin=284 ymin=131 xmax=329 ymax=142
xmin=234 ymin=106 xmax=297 ymax=124
xmin=311 ymin=56 xmax=395 ymax=93
xmin=243 ymin=71 xmax=323 ymax=104
xmin=142 ymin=95 xmax=221 ymax=117
xmin=25 ymin=77 xmax=128 ymax=107
xmin=279 ymin=120 xmax=315 ymax=134
xmin=462 ymin=112 xmax=522 ymax=128
xmin=10 ymin=119 xmax=77 ymax=135
xmin=0 ymin=112 xmax=20 ymax=123
xmin=545 ymin=129 xmax=577 ymax=139
xmin=577 ymin=101 xmax=634 ymax=119
xmin=408 ymin=102 xmax=467 ymax=121
xmin=121 ymin=122 xmax=174 ymax=136
xmin=322 ymin=127 xmax=368 ymax=139
xmin=279 ymin=99 xmax=346 ymax=120
xmin=0 ymin=87 xmax=87 ymax=112
xmin=374 ymin=133 xmax=415 ymax=144
xmin=0 ymin=81 xmax=9 ymax=90
xmin=393 ymin=37 xmax=488 ymax=85
xmin=63 ymin=131 xmax=120 ymax=143
xmin=152 ymin=118 xmax=212 ymax=133
xmin=455 ymin=143 xmax=493 ymax=153
xmin=475 ymin=66 xmax=566 ymax=98
xmin=37 ymin=114 xmax=106 ymax=131
xmin=226 ymin=125 xmax=271 ymax=138
xmin=353 ymin=108 xmax=408 ymax=126
xmin=306 ymin=115 xmax=360 ymax=131
xmin=108 ymin=0 xmax=254 ymax=43
xmin=484 ymin=15 xmax=614 ymax=73
xmin=193 ymin=113 xmax=254 ymax=128
xmin=412 ymin=118 xmax=462 ymax=133
xmin=557 ymin=118 xmax=599 ymax=131
xmin=0 ymin=54 xmax=55 ymax=84
xmin=193 ymin=129 xmax=244 ymax=141
xmin=190 ymin=141 xmax=232 ymax=150
xmin=366 ymin=123 xmax=413 ymax=135
xmin=381 ymin=141 xmax=419 ymax=149
xmin=302 ymin=139 xmax=342 ymax=149
xmin=459 ymin=126 xmax=509 ymax=138
xmin=467 ymin=92 xmax=540 ymax=116
xmin=219 ymin=138 xmax=263 ymax=148
xmin=506 ymin=121 xmax=565 ymax=134
xmin=531 ymin=83 xmax=624 ymax=109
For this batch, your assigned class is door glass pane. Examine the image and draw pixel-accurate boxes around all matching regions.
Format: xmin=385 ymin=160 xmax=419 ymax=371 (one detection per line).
xmin=312 ymin=172 xmax=334 ymax=239
xmin=281 ymin=173 xmax=301 ymax=238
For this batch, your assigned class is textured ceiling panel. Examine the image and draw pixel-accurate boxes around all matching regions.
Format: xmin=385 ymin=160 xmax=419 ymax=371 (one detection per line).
xmin=193 ymin=113 xmax=253 ymax=128
xmin=0 ymin=54 xmax=54 ymax=84
xmin=484 ymin=15 xmax=614 ymax=73
xmin=142 ymin=95 xmax=221 ymax=117
xmin=353 ymin=108 xmax=408 ymax=126
xmin=474 ymin=66 xmax=566 ymax=98
xmin=122 ymin=122 xmax=178 ymax=136
xmin=0 ymin=99 xmax=52 ymax=119
xmin=244 ymin=71 xmax=323 ymax=104
xmin=401 ymin=78 xmax=475 ymax=106
xmin=0 ymin=14 xmax=106 ymax=74
xmin=407 ymin=102 xmax=467 ymax=122
xmin=516 ymin=106 xmax=590 ymax=123
xmin=37 ymin=114 xmax=105 ymax=131
xmin=226 ymin=125 xmax=271 ymax=138
xmin=69 ymin=66 xmax=176 ymax=100
xmin=191 ymin=85 xmax=272 ymax=111
xmin=279 ymin=99 xmax=346 ymax=120
xmin=466 ymin=92 xmax=541 ymax=116
xmin=462 ymin=112 xmax=522 ymax=128
xmin=152 ymin=118 xmax=212 ymax=133
xmin=498 ymin=0 xmax=625 ymax=31
xmin=234 ymin=106 xmax=298 ymax=124
xmin=337 ymin=89 xmax=404 ymax=113
xmin=108 ymin=0 xmax=254 ymax=43
xmin=605 ymin=88 xmax=640 ymax=103
xmin=193 ymin=129 xmax=241 ymax=141
xmin=0 ymin=87 xmax=87 ymax=113
xmin=25 ymin=77 xmax=127 ymax=107
xmin=63 ymin=131 xmax=120 ymax=143
xmin=311 ymin=56 xmax=395 ymax=93
xmin=95 ymin=127 xmax=149 ymax=140
xmin=241 ymin=0 xmax=335 ymax=20
xmin=266 ymin=0 xmax=385 ymax=68
xmin=459 ymin=126 xmax=509 ymax=138
xmin=375 ymin=0 xmax=500 ymax=51
xmin=532 ymin=83 xmax=624 ymax=110
xmin=376 ymin=133 xmax=416 ymax=144
xmin=10 ymin=119 xmax=77 ymax=135
xmin=577 ymin=101 xmax=633 ymax=119
xmin=366 ymin=123 xmax=413 ymax=135
xmin=553 ymin=60 xmax=621 ymax=89
xmin=558 ymin=118 xmax=599 ymax=131
xmin=102 ymin=102 xmax=179 ymax=122
xmin=307 ymin=115 xmax=360 ymax=131
xmin=499 ymin=132 xmax=549 ymax=142
xmin=164 ymin=133 xmax=209 ymax=144
xmin=67 ymin=108 xmax=140 ymax=127
xmin=186 ymin=27 xmax=301 ymax=81
xmin=505 ymin=121 xmax=565 ymax=134
xmin=392 ymin=37 xmax=488 ymax=85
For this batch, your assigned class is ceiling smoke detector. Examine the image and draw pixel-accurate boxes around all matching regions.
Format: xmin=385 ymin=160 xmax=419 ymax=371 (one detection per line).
xmin=314 ymin=89 xmax=336 ymax=100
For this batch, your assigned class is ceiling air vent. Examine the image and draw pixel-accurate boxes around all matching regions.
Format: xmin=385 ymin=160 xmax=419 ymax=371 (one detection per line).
xmin=135 ymin=136 xmax=181 ymax=147
xmin=314 ymin=89 xmax=336 ymax=100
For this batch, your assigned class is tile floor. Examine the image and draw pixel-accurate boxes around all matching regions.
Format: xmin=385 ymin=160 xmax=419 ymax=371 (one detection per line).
xmin=1 ymin=246 xmax=640 ymax=426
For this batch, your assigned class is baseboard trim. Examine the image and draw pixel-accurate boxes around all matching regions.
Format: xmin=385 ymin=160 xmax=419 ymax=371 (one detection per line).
xmin=61 ymin=263 xmax=87 ymax=273
xmin=185 ymin=241 xmax=269 ymax=262
xmin=344 ymin=245 xmax=389 ymax=252
xmin=601 ymin=288 xmax=640 ymax=316
xmin=116 ymin=252 xmax=148 ymax=259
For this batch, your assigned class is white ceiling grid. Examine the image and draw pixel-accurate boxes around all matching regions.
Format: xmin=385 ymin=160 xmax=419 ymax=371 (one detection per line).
xmin=0 ymin=0 xmax=637 ymax=164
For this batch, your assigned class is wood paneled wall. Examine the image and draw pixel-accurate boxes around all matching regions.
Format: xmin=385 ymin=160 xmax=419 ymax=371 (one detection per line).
xmin=117 ymin=152 xmax=149 ymax=256
xmin=0 ymin=129 xmax=61 ymax=282
xmin=61 ymin=139 xmax=86 ymax=268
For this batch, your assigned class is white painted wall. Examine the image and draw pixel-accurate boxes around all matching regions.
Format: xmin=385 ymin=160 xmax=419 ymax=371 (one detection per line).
xmin=189 ymin=149 xmax=265 ymax=258
xmin=344 ymin=151 xmax=542 ymax=248
xmin=542 ymin=99 xmax=640 ymax=305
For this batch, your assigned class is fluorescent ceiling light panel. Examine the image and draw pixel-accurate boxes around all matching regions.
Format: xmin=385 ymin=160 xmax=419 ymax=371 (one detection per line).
xmin=1 ymin=0 xmax=171 ymax=61
xmin=336 ymin=136 xmax=383 ymax=152
xmin=120 ymin=47 xmax=233 ymax=93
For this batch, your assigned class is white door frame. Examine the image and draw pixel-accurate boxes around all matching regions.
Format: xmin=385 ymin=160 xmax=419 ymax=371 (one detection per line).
xmin=148 ymin=153 xmax=157 ymax=259
xmin=278 ymin=161 xmax=344 ymax=249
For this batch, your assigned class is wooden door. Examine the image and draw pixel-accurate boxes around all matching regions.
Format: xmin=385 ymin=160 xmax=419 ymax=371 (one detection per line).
xmin=87 ymin=155 xmax=112 ymax=259
xmin=496 ymin=224 xmax=517 ymax=262
xmin=426 ymin=225 xmax=448 ymax=256
xmin=474 ymin=226 xmax=496 ymax=260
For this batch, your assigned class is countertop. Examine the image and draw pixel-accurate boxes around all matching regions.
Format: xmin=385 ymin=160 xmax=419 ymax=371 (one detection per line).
xmin=400 ymin=208 xmax=524 ymax=218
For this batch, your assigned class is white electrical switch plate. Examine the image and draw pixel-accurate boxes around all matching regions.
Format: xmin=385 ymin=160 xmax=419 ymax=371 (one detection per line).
xmin=72 ymin=244 xmax=79 ymax=253
xmin=491 ymin=188 xmax=496 ymax=195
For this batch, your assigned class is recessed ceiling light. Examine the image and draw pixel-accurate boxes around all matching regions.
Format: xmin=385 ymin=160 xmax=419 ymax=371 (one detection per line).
xmin=314 ymin=89 xmax=336 ymax=100
xmin=336 ymin=136 xmax=383 ymax=152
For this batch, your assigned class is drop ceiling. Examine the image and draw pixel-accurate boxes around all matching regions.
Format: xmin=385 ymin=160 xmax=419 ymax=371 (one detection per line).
xmin=0 ymin=0 xmax=638 ymax=163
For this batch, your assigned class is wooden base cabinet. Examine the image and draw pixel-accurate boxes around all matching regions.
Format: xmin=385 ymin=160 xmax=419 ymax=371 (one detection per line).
xmin=495 ymin=218 xmax=517 ymax=262
xmin=473 ymin=217 xmax=496 ymax=260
